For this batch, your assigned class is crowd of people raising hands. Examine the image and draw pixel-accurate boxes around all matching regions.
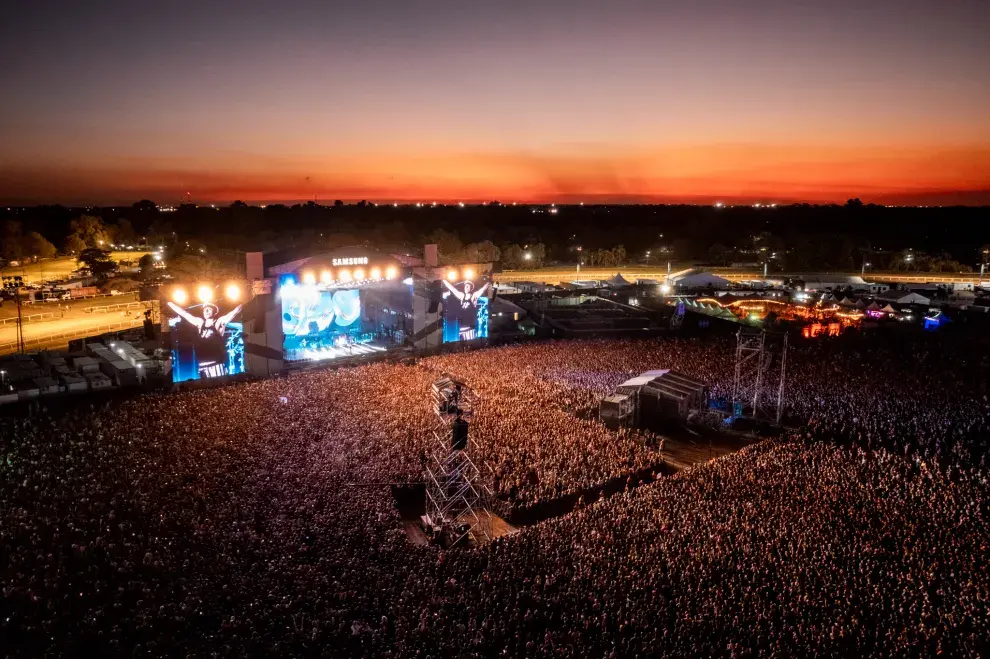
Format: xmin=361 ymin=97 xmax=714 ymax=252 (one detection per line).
xmin=1 ymin=332 xmax=987 ymax=656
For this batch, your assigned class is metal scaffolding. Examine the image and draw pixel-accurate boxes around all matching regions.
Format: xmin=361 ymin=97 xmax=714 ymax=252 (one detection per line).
xmin=423 ymin=376 xmax=494 ymax=546
xmin=732 ymin=328 xmax=788 ymax=424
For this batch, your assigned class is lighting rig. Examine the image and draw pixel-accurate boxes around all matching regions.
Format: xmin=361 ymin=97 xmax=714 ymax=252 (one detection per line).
xmin=422 ymin=375 xmax=494 ymax=547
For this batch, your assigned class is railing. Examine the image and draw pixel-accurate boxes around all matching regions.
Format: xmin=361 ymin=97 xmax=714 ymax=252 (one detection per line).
xmin=0 ymin=312 xmax=55 ymax=326
xmin=0 ymin=319 xmax=144 ymax=354
xmin=85 ymin=301 xmax=149 ymax=314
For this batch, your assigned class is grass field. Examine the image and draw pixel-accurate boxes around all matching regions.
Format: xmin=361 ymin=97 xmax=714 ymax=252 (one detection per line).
xmin=0 ymin=251 xmax=152 ymax=285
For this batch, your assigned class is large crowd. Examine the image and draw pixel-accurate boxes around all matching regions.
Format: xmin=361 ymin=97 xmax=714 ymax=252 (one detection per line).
xmin=1 ymin=334 xmax=988 ymax=656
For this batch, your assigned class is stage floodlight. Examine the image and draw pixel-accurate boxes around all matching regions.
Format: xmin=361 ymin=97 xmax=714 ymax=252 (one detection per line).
xmin=446 ymin=269 xmax=458 ymax=281
xmin=339 ymin=269 xmax=352 ymax=282
xmin=370 ymin=266 xmax=382 ymax=279
xmin=386 ymin=266 xmax=397 ymax=280
xmin=172 ymin=287 xmax=188 ymax=305
xmin=225 ymin=283 xmax=241 ymax=301
xmin=321 ymin=270 xmax=333 ymax=284
xmin=197 ymin=285 xmax=213 ymax=303
xmin=303 ymin=270 xmax=316 ymax=285
xmin=463 ymin=267 xmax=475 ymax=280
xmin=354 ymin=267 xmax=365 ymax=280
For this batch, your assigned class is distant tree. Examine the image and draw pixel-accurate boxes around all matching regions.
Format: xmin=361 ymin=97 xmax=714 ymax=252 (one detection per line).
xmin=611 ymin=244 xmax=626 ymax=265
xmin=845 ymin=198 xmax=864 ymax=208
xmin=147 ymin=219 xmax=174 ymax=247
xmin=77 ymin=247 xmax=118 ymax=281
xmin=113 ymin=218 xmax=136 ymax=246
xmin=356 ymin=200 xmax=368 ymax=208
xmin=166 ymin=254 xmax=240 ymax=281
xmin=68 ymin=215 xmax=113 ymax=249
xmin=132 ymin=199 xmax=157 ymax=213
xmin=427 ymin=229 xmax=464 ymax=264
xmin=63 ymin=234 xmax=87 ymax=256
xmin=1 ymin=221 xmax=25 ymax=261
xmin=138 ymin=253 xmax=156 ymax=280
xmin=23 ymin=232 xmax=57 ymax=259
xmin=462 ymin=240 xmax=500 ymax=263
xmin=501 ymin=244 xmax=526 ymax=269
xmin=333 ymin=199 xmax=344 ymax=207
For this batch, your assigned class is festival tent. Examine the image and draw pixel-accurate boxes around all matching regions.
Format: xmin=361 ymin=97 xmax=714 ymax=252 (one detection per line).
xmin=881 ymin=304 xmax=897 ymax=313
xmin=866 ymin=301 xmax=882 ymax=311
xmin=605 ymin=273 xmax=632 ymax=288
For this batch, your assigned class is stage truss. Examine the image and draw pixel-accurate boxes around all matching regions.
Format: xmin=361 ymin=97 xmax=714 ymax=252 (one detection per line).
xmin=731 ymin=328 xmax=788 ymax=424
xmin=423 ymin=376 xmax=494 ymax=546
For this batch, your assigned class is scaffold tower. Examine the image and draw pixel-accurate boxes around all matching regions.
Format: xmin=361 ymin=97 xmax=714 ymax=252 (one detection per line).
xmin=423 ymin=376 xmax=494 ymax=546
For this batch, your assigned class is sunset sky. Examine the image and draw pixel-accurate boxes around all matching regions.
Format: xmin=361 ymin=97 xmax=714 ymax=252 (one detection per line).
xmin=1 ymin=0 xmax=988 ymax=205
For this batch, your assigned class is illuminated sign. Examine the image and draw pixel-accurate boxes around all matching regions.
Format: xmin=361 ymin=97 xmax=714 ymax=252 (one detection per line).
xmin=332 ymin=257 xmax=369 ymax=266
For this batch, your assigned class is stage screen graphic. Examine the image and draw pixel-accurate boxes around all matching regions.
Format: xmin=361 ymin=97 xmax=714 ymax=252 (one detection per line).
xmin=281 ymin=283 xmax=411 ymax=361
xmin=167 ymin=290 xmax=245 ymax=383
xmin=442 ymin=278 xmax=489 ymax=343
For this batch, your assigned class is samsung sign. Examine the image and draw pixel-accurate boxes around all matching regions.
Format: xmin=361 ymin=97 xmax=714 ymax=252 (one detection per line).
xmin=332 ymin=257 xmax=369 ymax=266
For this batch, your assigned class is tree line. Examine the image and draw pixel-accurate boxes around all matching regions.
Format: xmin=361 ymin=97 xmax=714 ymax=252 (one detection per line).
xmin=1 ymin=199 xmax=987 ymax=275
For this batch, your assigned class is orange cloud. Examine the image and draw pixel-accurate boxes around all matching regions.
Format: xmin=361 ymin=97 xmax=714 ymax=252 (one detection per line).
xmin=2 ymin=142 xmax=988 ymax=205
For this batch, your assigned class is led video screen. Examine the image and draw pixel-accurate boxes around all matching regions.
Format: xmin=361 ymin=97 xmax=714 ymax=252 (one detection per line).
xmin=442 ymin=278 xmax=490 ymax=343
xmin=167 ymin=288 xmax=245 ymax=383
xmin=281 ymin=284 xmax=410 ymax=361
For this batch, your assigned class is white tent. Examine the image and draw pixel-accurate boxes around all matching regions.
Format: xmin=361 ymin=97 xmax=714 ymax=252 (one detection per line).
xmin=866 ymin=301 xmax=882 ymax=311
xmin=895 ymin=292 xmax=930 ymax=306
xmin=672 ymin=271 xmax=732 ymax=288
xmin=606 ymin=273 xmax=631 ymax=287
xmin=881 ymin=304 xmax=897 ymax=313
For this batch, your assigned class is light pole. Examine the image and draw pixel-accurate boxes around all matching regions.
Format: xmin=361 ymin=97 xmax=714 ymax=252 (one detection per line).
xmin=576 ymin=246 xmax=582 ymax=273
xmin=862 ymin=261 xmax=871 ymax=276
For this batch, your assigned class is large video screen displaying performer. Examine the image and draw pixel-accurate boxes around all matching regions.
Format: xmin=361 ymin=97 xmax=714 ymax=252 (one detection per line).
xmin=167 ymin=288 xmax=245 ymax=382
xmin=442 ymin=278 xmax=489 ymax=342
xmin=281 ymin=283 xmax=411 ymax=361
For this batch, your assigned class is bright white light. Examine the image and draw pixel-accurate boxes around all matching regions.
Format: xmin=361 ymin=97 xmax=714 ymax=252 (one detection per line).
xmin=458 ymin=202 xmax=465 ymax=208
xmin=402 ymin=277 xmax=413 ymax=285
xmin=197 ymin=285 xmax=213 ymax=303
xmin=660 ymin=284 xmax=672 ymax=295
xmin=353 ymin=268 xmax=365 ymax=280
xmin=302 ymin=271 xmax=316 ymax=285
xmin=463 ymin=267 xmax=475 ymax=279
xmin=524 ymin=252 xmax=532 ymax=260
xmin=172 ymin=288 xmax=188 ymax=305
xmin=321 ymin=270 xmax=333 ymax=284
xmin=386 ymin=266 xmax=398 ymax=280
xmin=715 ymin=202 xmax=724 ymax=208
xmin=225 ymin=283 xmax=241 ymax=301
xmin=446 ymin=269 xmax=458 ymax=281
xmin=339 ymin=269 xmax=352 ymax=282
xmin=370 ymin=267 xmax=382 ymax=279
